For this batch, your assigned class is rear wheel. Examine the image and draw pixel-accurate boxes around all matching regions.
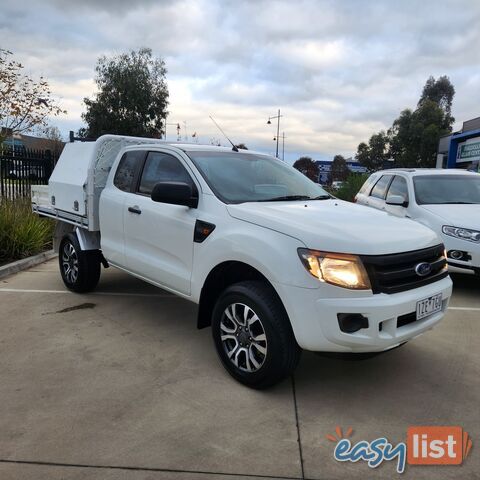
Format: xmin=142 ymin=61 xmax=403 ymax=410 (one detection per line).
xmin=59 ymin=233 xmax=101 ymax=293
xmin=212 ymin=281 xmax=301 ymax=389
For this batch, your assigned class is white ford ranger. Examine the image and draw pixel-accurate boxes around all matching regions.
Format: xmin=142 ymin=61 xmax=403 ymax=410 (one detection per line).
xmin=32 ymin=135 xmax=452 ymax=388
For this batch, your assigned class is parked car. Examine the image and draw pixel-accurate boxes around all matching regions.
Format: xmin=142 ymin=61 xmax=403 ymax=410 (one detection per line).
xmin=355 ymin=168 xmax=480 ymax=276
xmin=32 ymin=136 xmax=452 ymax=388
xmin=331 ymin=180 xmax=344 ymax=190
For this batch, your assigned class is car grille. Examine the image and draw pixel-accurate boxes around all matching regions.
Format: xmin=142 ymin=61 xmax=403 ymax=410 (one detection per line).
xmin=360 ymin=244 xmax=448 ymax=294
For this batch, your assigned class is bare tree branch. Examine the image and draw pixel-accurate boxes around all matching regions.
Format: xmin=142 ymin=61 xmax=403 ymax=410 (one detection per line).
xmin=0 ymin=49 xmax=66 ymax=142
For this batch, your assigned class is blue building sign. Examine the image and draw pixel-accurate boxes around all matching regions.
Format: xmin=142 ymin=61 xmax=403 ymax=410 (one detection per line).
xmin=439 ymin=117 xmax=480 ymax=172
xmin=315 ymin=159 xmax=367 ymax=184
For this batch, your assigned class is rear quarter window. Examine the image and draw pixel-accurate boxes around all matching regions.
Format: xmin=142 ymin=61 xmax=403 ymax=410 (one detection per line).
xmin=370 ymin=175 xmax=393 ymax=199
xmin=358 ymin=175 xmax=378 ymax=195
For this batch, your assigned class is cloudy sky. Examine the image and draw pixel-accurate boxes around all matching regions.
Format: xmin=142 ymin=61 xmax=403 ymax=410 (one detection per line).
xmin=2 ymin=0 xmax=480 ymax=161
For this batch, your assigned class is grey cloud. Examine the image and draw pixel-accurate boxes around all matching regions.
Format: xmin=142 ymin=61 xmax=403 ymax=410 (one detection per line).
xmin=1 ymin=0 xmax=480 ymax=159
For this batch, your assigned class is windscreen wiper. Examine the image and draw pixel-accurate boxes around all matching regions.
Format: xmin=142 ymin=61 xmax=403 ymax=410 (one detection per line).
xmin=441 ymin=201 xmax=478 ymax=204
xmin=258 ymin=195 xmax=313 ymax=202
xmin=311 ymin=194 xmax=332 ymax=200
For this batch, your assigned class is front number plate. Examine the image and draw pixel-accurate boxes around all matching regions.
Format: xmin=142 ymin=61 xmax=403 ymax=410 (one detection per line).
xmin=416 ymin=293 xmax=442 ymax=320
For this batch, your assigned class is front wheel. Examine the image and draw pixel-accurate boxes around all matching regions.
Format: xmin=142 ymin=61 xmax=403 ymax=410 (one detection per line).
xmin=59 ymin=233 xmax=101 ymax=293
xmin=212 ymin=281 xmax=301 ymax=389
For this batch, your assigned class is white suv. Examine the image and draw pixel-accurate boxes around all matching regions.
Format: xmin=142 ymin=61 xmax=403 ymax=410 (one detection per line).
xmin=355 ymin=168 xmax=480 ymax=276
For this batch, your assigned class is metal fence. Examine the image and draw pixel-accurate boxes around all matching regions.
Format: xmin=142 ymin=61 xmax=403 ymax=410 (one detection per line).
xmin=0 ymin=146 xmax=56 ymax=200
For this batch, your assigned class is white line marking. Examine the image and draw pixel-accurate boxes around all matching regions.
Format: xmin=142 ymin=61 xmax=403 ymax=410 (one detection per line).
xmin=0 ymin=288 xmax=479 ymax=311
xmin=0 ymin=288 xmax=176 ymax=298
xmin=448 ymin=307 xmax=480 ymax=312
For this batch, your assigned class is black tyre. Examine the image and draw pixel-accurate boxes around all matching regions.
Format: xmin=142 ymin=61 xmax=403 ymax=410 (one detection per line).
xmin=59 ymin=233 xmax=101 ymax=293
xmin=212 ymin=281 xmax=301 ymax=389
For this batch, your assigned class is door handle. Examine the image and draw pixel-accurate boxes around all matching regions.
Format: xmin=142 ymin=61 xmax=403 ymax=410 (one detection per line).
xmin=128 ymin=206 xmax=142 ymax=214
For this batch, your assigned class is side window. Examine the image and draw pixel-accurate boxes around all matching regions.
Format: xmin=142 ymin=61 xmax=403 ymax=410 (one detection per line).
xmin=114 ymin=151 xmax=144 ymax=192
xmin=370 ymin=175 xmax=393 ymax=199
xmin=138 ymin=151 xmax=193 ymax=196
xmin=386 ymin=176 xmax=409 ymax=203
xmin=358 ymin=175 xmax=378 ymax=195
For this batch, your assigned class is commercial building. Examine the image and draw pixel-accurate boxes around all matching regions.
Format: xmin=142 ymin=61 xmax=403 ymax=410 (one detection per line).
xmin=315 ymin=158 xmax=367 ymax=184
xmin=437 ymin=117 xmax=480 ymax=172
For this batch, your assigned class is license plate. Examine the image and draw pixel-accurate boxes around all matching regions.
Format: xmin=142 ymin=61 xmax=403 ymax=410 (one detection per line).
xmin=416 ymin=293 xmax=442 ymax=320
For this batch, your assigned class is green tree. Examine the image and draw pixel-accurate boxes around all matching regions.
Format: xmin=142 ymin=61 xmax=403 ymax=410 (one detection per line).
xmin=329 ymin=154 xmax=350 ymax=182
xmin=389 ymin=100 xmax=448 ymax=168
xmin=0 ymin=49 xmax=65 ymax=144
xmin=334 ymin=173 xmax=370 ymax=202
xmin=355 ymin=75 xmax=455 ymax=170
xmin=293 ymin=156 xmax=319 ymax=182
xmin=355 ymin=131 xmax=389 ymax=172
xmin=81 ymin=48 xmax=169 ymax=139
xmin=355 ymin=142 xmax=370 ymax=169
xmin=418 ymin=75 xmax=455 ymax=129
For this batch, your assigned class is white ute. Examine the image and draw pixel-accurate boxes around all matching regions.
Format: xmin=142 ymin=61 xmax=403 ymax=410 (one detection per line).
xmin=32 ymin=135 xmax=453 ymax=388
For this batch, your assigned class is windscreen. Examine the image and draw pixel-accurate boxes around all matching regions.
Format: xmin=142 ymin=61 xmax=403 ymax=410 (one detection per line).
xmin=187 ymin=151 xmax=330 ymax=204
xmin=413 ymin=174 xmax=480 ymax=204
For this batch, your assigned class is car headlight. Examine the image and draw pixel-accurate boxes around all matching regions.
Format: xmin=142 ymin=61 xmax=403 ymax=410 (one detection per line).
xmin=297 ymin=249 xmax=371 ymax=290
xmin=442 ymin=226 xmax=480 ymax=243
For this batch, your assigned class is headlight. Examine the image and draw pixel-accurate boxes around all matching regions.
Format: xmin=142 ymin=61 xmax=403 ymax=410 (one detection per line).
xmin=442 ymin=226 xmax=480 ymax=243
xmin=298 ymin=249 xmax=371 ymax=290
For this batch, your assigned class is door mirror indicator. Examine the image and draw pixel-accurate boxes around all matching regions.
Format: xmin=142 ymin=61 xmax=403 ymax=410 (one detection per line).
xmin=386 ymin=195 xmax=408 ymax=208
xmin=151 ymin=182 xmax=198 ymax=208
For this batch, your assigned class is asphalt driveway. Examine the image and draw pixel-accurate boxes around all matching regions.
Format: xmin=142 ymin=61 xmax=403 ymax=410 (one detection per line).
xmin=0 ymin=259 xmax=478 ymax=480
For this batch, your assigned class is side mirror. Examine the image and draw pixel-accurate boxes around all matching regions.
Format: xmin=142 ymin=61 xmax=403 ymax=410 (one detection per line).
xmin=386 ymin=195 xmax=408 ymax=208
xmin=151 ymin=182 xmax=198 ymax=208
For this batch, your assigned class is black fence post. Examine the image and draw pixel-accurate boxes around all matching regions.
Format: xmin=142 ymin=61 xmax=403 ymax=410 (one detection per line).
xmin=0 ymin=145 xmax=54 ymax=201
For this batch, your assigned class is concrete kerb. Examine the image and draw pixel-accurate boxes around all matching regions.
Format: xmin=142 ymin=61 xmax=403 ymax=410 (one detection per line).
xmin=0 ymin=250 xmax=57 ymax=280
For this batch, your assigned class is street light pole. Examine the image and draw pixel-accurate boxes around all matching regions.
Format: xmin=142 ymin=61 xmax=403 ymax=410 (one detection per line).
xmin=267 ymin=109 xmax=283 ymax=158
xmin=275 ymin=109 xmax=280 ymax=158
xmin=273 ymin=132 xmax=287 ymax=161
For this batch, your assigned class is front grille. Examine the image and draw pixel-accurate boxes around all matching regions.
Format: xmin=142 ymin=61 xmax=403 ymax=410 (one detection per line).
xmin=360 ymin=244 xmax=448 ymax=294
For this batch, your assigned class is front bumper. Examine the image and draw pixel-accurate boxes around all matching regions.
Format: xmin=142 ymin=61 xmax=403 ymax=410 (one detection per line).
xmin=274 ymin=276 xmax=453 ymax=353
xmin=443 ymin=234 xmax=480 ymax=274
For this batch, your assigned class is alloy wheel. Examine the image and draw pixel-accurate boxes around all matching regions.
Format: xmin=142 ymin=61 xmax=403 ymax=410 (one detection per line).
xmin=220 ymin=303 xmax=268 ymax=372
xmin=62 ymin=242 xmax=79 ymax=284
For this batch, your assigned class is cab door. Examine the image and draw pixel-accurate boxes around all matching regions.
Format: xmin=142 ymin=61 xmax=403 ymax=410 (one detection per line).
xmin=100 ymin=150 xmax=145 ymax=267
xmin=123 ymin=150 xmax=199 ymax=295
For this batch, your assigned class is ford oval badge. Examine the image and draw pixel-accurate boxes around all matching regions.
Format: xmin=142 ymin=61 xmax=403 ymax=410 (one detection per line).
xmin=415 ymin=262 xmax=432 ymax=277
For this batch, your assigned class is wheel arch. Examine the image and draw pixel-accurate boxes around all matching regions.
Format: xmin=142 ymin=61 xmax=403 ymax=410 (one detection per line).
xmin=197 ymin=260 xmax=287 ymax=329
xmin=54 ymin=223 xmax=101 ymax=253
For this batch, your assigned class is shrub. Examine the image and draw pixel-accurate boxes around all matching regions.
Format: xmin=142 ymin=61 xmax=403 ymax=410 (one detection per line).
xmin=333 ymin=174 xmax=370 ymax=202
xmin=0 ymin=198 xmax=54 ymax=263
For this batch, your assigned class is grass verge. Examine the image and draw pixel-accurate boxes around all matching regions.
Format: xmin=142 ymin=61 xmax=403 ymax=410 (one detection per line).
xmin=0 ymin=198 xmax=54 ymax=265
